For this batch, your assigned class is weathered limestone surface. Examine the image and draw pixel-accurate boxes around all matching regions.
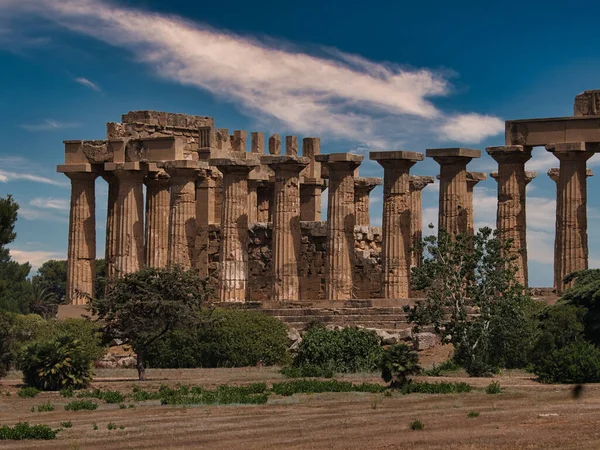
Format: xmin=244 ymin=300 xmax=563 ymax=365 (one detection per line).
xmin=60 ymin=167 xmax=98 ymax=305
xmin=269 ymin=134 xmax=282 ymax=155
xmin=300 ymin=137 xmax=323 ymax=221
xmin=574 ymin=90 xmax=600 ymax=116
xmin=195 ymin=168 xmax=219 ymax=278
xmin=409 ymin=175 xmax=434 ymax=267
xmin=285 ymin=136 xmax=299 ymax=156
xmin=101 ymin=172 xmax=118 ymax=279
xmin=256 ymin=181 xmax=273 ymax=222
xmin=547 ymin=142 xmax=597 ymax=292
xmin=262 ymin=155 xmax=310 ymax=301
xmin=315 ymin=153 xmax=363 ymax=300
xmin=426 ymin=148 xmax=481 ymax=235
xmin=370 ymin=151 xmax=424 ymax=299
xmin=144 ymin=167 xmax=170 ymax=268
xmin=106 ymin=162 xmax=146 ymax=275
xmin=210 ymin=157 xmax=259 ymax=302
xmin=164 ymin=161 xmax=206 ymax=268
xmin=465 ymin=172 xmax=487 ymax=235
xmin=354 ymin=177 xmax=382 ymax=226
xmin=486 ymin=145 xmax=533 ymax=286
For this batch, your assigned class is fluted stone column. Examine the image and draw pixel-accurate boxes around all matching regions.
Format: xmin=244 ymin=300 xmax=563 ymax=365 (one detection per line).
xmin=256 ymin=181 xmax=272 ymax=222
xmin=210 ymin=157 xmax=259 ymax=302
xmin=106 ymin=162 xmax=146 ymax=275
xmin=102 ymin=172 xmax=118 ymax=279
xmin=315 ymin=153 xmax=363 ymax=300
xmin=486 ymin=145 xmax=533 ymax=286
xmin=300 ymin=138 xmax=323 ymax=221
xmin=370 ymin=151 xmax=424 ymax=299
xmin=465 ymin=172 xmax=487 ymax=235
xmin=262 ymin=155 xmax=310 ymax=301
xmin=195 ymin=168 xmax=216 ymax=278
xmin=426 ymin=148 xmax=481 ymax=235
xmin=354 ymin=177 xmax=382 ymax=226
xmin=409 ymin=176 xmax=434 ymax=267
xmin=144 ymin=168 xmax=170 ymax=268
xmin=164 ymin=161 xmax=205 ymax=269
xmin=60 ymin=166 xmax=99 ymax=304
xmin=547 ymin=142 xmax=596 ymax=293
xmin=248 ymin=180 xmax=259 ymax=223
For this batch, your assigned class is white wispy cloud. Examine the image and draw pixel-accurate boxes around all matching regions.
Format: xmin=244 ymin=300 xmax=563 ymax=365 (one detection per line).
xmin=0 ymin=170 xmax=67 ymax=186
xmin=0 ymin=0 xmax=503 ymax=146
xmin=8 ymin=249 xmax=65 ymax=271
xmin=75 ymin=76 xmax=100 ymax=91
xmin=0 ymin=156 xmax=69 ymax=187
xmin=20 ymin=119 xmax=79 ymax=132
xmin=30 ymin=197 xmax=70 ymax=210
xmin=18 ymin=207 xmax=68 ymax=223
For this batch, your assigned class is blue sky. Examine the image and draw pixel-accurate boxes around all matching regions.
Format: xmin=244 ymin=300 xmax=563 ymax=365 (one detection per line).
xmin=1 ymin=0 xmax=600 ymax=287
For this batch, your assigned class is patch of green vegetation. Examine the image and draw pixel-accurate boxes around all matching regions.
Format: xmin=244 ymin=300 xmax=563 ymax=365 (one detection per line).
xmin=130 ymin=386 xmax=161 ymax=401
xmin=36 ymin=402 xmax=54 ymax=412
xmin=0 ymin=422 xmax=58 ymax=440
xmin=92 ymin=423 xmax=98 ymax=431
xmin=60 ymin=388 xmax=74 ymax=398
xmin=107 ymin=422 xmax=117 ymax=430
xmin=64 ymin=400 xmax=98 ymax=411
xmin=77 ymin=389 xmax=124 ymax=404
xmin=421 ymin=359 xmax=461 ymax=376
xmin=17 ymin=387 xmax=40 ymax=398
xmin=60 ymin=421 xmax=72 ymax=429
xmin=486 ymin=381 xmax=502 ymax=395
xmin=271 ymin=380 xmax=384 ymax=396
xmin=119 ymin=404 xmax=126 ymax=409
xmin=400 ymin=381 xmax=471 ymax=395
xmin=467 ymin=411 xmax=480 ymax=418
xmin=159 ymin=383 xmax=269 ymax=406
xmin=409 ymin=419 xmax=424 ymax=431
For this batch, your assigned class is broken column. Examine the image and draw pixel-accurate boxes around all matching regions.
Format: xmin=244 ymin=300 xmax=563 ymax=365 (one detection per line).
xmin=315 ymin=153 xmax=363 ymax=300
xmin=354 ymin=177 xmax=382 ymax=226
xmin=300 ymin=137 xmax=323 ymax=221
xmin=262 ymin=155 xmax=310 ymax=301
xmin=426 ymin=148 xmax=481 ymax=235
xmin=104 ymin=162 xmax=146 ymax=275
xmin=164 ymin=161 xmax=206 ymax=269
xmin=370 ymin=151 xmax=424 ymax=299
xmin=209 ymin=157 xmax=259 ymax=302
xmin=409 ymin=175 xmax=434 ymax=267
xmin=58 ymin=165 xmax=99 ymax=304
xmin=465 ymin=172 xmax=487 ymax=235
xmin=546 ymin=142 xmax=596 ymax=293
xmin=486 ymin=145 xmax=533 ymax=286
xmin=144 ymin=166 xmax=170 ymax=268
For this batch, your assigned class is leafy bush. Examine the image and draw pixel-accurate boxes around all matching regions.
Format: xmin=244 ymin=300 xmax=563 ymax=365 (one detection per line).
xmin=409 ymin=419 xmax=424 ymax=431
xmin=271 ymin=380 xmax=384 ymax=396
xmin=280 ymin=365 xmax=334 ymax=378
xmin=421 ymin=359 xmax=460 ymax=376
xmin=486 ymin=381 xmax=502 ymax=394
xmin=0 ymin=422 xmax=58 ymax=440
xmin=145 ymin=309 xmax=289 ymax=368
xmin=379 ymin=343 xmax=420 ymax=387
xmin=17 ymin=387 xmax=40 ymax=398
xmin=60 ymin=388 xmax=74 ymax=398
xmin=534 ymin=340 xmax=600 ymax=384
xmin=64 ymin=400 xmax=98 ymax=411
xmin=60 ymin=421 xmax=72 ymax=429
xmin=130 ymin=386 xmax=162 ymax=402
xmin=159 ymin=383 xmax=269 ymax=405
xmin=36 ymin=402 xmax=54 ymax=412
xmin=21 ymin=334 xmax=93 ymax=391
xmin=562 ymin=269 xmax=600 ymax=346
xmin=400 ymin=381 xmax=471 ymax=394
xmin=77 ymin=389 xmax=124 ymax=404
xmin=0 ymin=313 xmax=14 ymax=378
xmin=292 ymin=324 xmax=383 ymax=374
xmin=107 ymin=422 xmax=117 ymax=430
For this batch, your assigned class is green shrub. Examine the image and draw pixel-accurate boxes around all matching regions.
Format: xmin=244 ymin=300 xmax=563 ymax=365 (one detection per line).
xmin=534 ymin=339 xmax=600 ymax=384
xmin=145 ymin=309 xmax=289 ymax=368
xmin=468 ymin=411 xmax=479 ymax=418
xmin=280 ymin=365 xmax=334 ymax=378
xmin=130 ymin=386 xmax=161 ymax=401
xmin=60 ymin=421 xmax=72 ymax=429
xmin=64 ymin=400 xmax=98 ymax=411
xmin=0 ymin=313 xmax=14 ymax=378
xmin=17 ymin=387 xmax=40 ymax=398
xmin=107 ymin=422 xmax=117 ymax=430
xmin=92 ymin=423 xmax=98 ymax=430
xmin=380 ymin=343 xmax=420 ymax=387
xmin=159 ymin=383 xmax=269 ymax=405
xmin=0 ymin=422 xmax=58 ymax=440
xmin=77 ymin=389 xmax=124 ymax=404
xmin=60 ymin=388 xmax=74 ymax=398
xmin=21 ymin=334 xmax=93 ymax=391
xmin=400 ymin=381 xmax=471 ymax=394
xmin=271 ymin=379 xmax=384 ymax=396
xmin=36 ymin=402 xmax=54 ymax=412
xmin=486 ymin=381 xmax=502 ymax=394
xmin=562 ymin=269 xmax=600 ymax=346
xmin=409 ymin=419 xmax=424 ymax=431
xmin=421 ymin=359 xmax=460 ymax=376
xmin=293 ymin=324 xmax=383 ymax=374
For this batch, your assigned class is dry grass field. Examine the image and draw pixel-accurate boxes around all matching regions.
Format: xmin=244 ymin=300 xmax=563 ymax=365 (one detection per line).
xmin=1 ymin=367 xmax=600 ymax=449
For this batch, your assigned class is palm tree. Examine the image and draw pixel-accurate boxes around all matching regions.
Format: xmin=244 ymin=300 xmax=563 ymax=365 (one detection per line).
xmin=29 ymin=282 xmax=58 ymax=319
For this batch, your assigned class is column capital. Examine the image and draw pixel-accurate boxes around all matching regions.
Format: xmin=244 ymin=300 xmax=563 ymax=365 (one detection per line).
xmin=58 ymin=163 xmax=102 ymax=179
xmin=144 ymin=169 xmax=170 ymax=187
xmin=369 ymin=150 xmax=424 ymax=170
xmin=546 ymin=142 xmax=598 ymax=161
xmin=354 ymin=177 xmax=383 ymax=192
xmin=466 ymin=171 xmax=487 ymax=188
xmin=315 ymin=153 xmax=363 ymax=172
xmin=426 ymin=147 xmax=481 ymax=165
xmin=162 ymin=160 xmax=208 ymax=180
xmin=210 ymin=157 xmax=259 ymax=174
xmin=486 ymin=145 xmax=532 ymax=164
xmin=261 ymin=155 xmax=310 ymax=174
xmin=525 ymin=171 xmax=538 ymax=185
xmin=409 ymin=175 xmax=434 ymax=191
xmin=548 ymin=166 xmax=593 ymax=183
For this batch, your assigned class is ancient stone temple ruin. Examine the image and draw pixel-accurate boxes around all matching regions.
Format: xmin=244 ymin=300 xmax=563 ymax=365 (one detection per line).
xmin=58 ymin=91 xmax=600 ymax=328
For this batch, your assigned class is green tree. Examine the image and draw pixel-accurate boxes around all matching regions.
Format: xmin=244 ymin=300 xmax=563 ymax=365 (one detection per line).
xmin=379 ymin=343 xmax=421 ymax=388
xmin=562 ymin=269 xmax=600 ymax=346
xmin=0 ymin=312 xmax=14 ymax=378
xmin=87 ymin=266 xmax=207 ymax=380
xmin=34 ymin=260 xmax=67 ymax=304
xmin=408 ymin=227 xmax=536 ymax=376
xmin=28 ymin=281 xmax=58 ymax=319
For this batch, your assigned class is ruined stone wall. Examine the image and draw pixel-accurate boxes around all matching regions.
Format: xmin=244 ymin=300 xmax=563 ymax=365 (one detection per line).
xmin=206 ymin=222 xmax=383 ymax=301
xmin=106 ymin=111 xmax=214 ymax=159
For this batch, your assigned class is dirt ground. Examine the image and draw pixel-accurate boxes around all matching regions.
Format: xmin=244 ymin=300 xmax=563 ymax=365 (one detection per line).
xmin=1 ymin=366 xmax=600 ymax=450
